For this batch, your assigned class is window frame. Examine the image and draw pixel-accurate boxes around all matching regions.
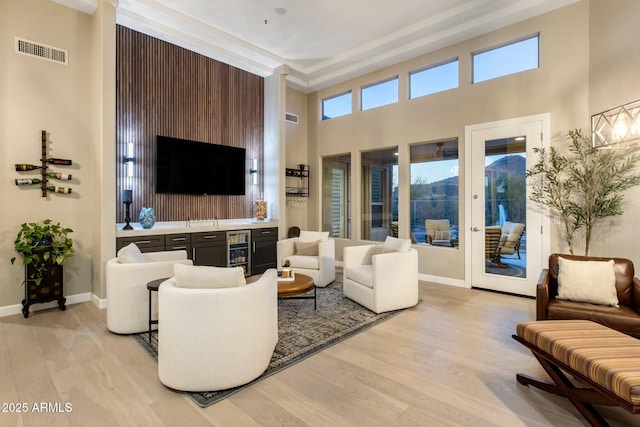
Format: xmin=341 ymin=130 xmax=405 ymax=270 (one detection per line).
xmin=360 ymin=76 xmax=399 ymax=111
xmin=321 ymin=90 xmax=352 ymax=121
xmin=409 ymin=138 xmax=460 ymax=247
xmin=360 ymin=147 xmax=398 ymax=242
xmin=322 ymin=154 xmax=352 ymax=239
xmin=472 ymin=34 xmax=540 ymax=84
xmin=409 ymin=58 xmax=459 ymax=99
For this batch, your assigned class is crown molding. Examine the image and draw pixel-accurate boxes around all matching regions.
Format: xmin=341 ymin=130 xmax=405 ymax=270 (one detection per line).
xmin=51 ymin=0 xmax=98 ymax=14
xmin=116 ymin=0 xmax=581 ymax=94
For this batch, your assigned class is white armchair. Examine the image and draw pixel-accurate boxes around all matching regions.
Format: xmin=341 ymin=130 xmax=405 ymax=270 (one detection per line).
xmin=157 ymin=268 xmax=278 ymax=392
xmin=276 ymin=230 xmax=336 ymax=287
xmin=106 ymin=246 xmax=192 ymax=334
xmin=343 ymin=236 xmax=419 ymax=314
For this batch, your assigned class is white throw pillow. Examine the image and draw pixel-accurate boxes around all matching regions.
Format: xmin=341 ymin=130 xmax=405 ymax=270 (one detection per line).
xmin=557 ymin=257 xmax=618 ymax=306
xmin=382 ymin=236 xmax=411 ymax=252
xmin=117 ymin=243 xmax=144 ymax=263
xmin=174 ymin=263 xmax=246 ymax=289
xmin=434 ymin=230 xmax=451 ymax=241
xmin=299 ymin=230 xmax=329 ymax=242
xmin=365 ymin=245 xmax=397 ymax=265
xmin=294 ymin=240 xmax=320 ymax=255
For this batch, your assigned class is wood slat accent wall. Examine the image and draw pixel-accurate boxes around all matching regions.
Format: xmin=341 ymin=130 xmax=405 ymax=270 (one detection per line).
xmin=116 ymin=26 xmax=264 ymax=223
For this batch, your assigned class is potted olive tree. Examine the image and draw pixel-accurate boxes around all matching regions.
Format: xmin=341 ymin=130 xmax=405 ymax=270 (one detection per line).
xmin=10 ymin=219 xmax=74 ymax=317
xmin=527 ymin=129 xmax=640 ymax=255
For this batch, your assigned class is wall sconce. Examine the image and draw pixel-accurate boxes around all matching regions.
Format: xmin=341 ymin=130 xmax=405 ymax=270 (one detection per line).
xmin=124 ymin=142 xmax=134 ymax=188
xmin=592 ymin=99 xmax=640 ymax=148
xmin=250 ymin=158 xmax=258 ymax=185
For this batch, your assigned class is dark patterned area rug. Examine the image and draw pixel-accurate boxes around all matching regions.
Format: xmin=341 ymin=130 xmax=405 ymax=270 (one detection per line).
xmin=133 ymin=281 xmax=405 ymax=408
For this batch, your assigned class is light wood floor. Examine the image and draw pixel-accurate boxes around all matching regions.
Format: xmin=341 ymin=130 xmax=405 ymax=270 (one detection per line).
xmin=1 ymin=278 xmax=637 ymax=427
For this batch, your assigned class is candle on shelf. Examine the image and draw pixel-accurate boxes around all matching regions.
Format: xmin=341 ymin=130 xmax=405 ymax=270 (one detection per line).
xmin=123 ymin=189 xmax=133 ymax=203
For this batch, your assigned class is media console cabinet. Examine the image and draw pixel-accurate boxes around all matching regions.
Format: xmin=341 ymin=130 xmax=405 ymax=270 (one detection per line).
xmin=116 ymin=220 xmax=278 ymax=276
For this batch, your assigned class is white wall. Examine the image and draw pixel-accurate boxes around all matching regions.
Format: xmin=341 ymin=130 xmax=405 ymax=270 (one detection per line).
xmin=284 ymin=88 xmax=309 ymax=232
xmin=0 ymin=0 xmax=115 ymax=313
xmin=305 ymin=1 xmax=591 ymax=279
xmin=586 ymin=0 xmax=640 ymax=262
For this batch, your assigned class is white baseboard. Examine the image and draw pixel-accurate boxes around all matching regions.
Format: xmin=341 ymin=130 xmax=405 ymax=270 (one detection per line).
xmin=0 ymin=292 xmax=102 ymax=318
xmin=419 ymin=273 xmax=468 ymax=288
xmin=93 ymin=294 xmax=107 ymax=309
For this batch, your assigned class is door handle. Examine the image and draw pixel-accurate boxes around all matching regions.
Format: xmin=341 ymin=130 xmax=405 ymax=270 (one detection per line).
xmin=472 ymin=227 xmax=479 ymax=232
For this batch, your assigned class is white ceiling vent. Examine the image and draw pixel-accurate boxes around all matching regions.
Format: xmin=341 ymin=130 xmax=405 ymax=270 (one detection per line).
xmin=15 ymin=37 xmax=68 ymax=65
xmin=285 ymin=112 xmax=299 ymax=124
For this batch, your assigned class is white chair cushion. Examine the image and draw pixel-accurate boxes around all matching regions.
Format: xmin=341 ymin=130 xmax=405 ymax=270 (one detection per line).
xmin=557 ymin=257 xmax=618 ymax=306
xmin=299 ymin=230 xmax=329 ymax=242
xmin=286 ymin=255 xmax=319 ymax=270
xmin=117 ymin=243 xmax=145 ymax=263
xmin=174 ymin=263 xmax=246 ymax=289
xmin=345 ymin=265 xmax=373 ymax=288
xmin=383 ymin=236 xmax=411 ymax=252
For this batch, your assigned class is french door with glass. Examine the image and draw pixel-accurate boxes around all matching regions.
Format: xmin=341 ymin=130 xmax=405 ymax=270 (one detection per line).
xmin=466 ymin=115 xmax=549 ymax=296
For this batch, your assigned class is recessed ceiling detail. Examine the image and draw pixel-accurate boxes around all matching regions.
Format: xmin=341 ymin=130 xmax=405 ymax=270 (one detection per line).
xmin=116 ymin=0 xmax=580 ymax=93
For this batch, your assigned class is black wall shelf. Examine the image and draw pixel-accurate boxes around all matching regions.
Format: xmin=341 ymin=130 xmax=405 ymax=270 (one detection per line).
xmin=285 ymin=165 xmax=309 ymax=197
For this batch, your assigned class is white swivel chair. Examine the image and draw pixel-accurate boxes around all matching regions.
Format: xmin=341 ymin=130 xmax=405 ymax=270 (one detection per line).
xmin=276 ymin=230 xmax=336 ymax=287
xmin=343 ymin=236 xmax=419 ymax=314
xmin=158 ymin=266 xmax=278 ymax=392
xmin=106 ymin=243 xmax=192 ymax=334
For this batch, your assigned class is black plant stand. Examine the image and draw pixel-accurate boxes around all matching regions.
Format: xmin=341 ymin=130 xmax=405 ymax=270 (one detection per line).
xmin=22 ymin=260 xmax=66 ymax=318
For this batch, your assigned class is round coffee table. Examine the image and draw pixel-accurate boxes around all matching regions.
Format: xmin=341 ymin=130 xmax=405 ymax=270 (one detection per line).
xmin=278 ymin=273 xmax=316 ymax=310
xmin=247 ymin=272 xmax=317 ymax=309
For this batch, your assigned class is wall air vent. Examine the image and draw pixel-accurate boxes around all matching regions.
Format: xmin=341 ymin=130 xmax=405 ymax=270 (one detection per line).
xmin=285 ymin=112 xmax=299 ymax=124
xmin=15 ymin=37 xmax=68 ymax=65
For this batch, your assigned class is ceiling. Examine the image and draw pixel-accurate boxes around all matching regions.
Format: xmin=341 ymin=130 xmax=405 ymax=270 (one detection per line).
xmin=115 ymin=0 xmax=580 ymax=93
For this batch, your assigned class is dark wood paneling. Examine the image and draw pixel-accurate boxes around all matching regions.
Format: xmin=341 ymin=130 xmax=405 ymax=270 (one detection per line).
xmin=116 ymin=26 xmax=264 ymax=222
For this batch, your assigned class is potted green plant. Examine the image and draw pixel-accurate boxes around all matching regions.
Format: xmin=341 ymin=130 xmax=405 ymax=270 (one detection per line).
xmin=526 ymin=129 xmax=640 ymax=255
xmin=10 ymin=219 xmax=74 ymax=286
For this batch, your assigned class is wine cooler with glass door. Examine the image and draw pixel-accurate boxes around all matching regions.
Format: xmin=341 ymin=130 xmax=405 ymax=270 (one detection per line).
xmin=227 ymin=230 xmax=250 ymax=276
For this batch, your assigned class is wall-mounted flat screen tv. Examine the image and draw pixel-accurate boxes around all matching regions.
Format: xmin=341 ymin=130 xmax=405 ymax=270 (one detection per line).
xmin=156 ymin=135 xmax=246 ymax=195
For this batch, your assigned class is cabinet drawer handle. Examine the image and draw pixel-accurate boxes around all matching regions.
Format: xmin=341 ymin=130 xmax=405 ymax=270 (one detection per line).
xmin=253 ymin=242 xmax=256 ymax=252
xmin=172 ymin=246 xmax=187 ymax=250
xmin=171 ymin=237 xmax=186 ymax=242
xmin=135 ymin=240 xmax=152 ymax=245
xmin=203 ymin=235 xmax=217 ymax=239
xmin=261 ymin=230 xmax=272 ymax=234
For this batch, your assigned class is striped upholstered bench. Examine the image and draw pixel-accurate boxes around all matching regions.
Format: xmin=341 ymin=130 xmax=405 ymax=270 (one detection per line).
xmin=513 ymin=320 xmax=640 ymax=427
